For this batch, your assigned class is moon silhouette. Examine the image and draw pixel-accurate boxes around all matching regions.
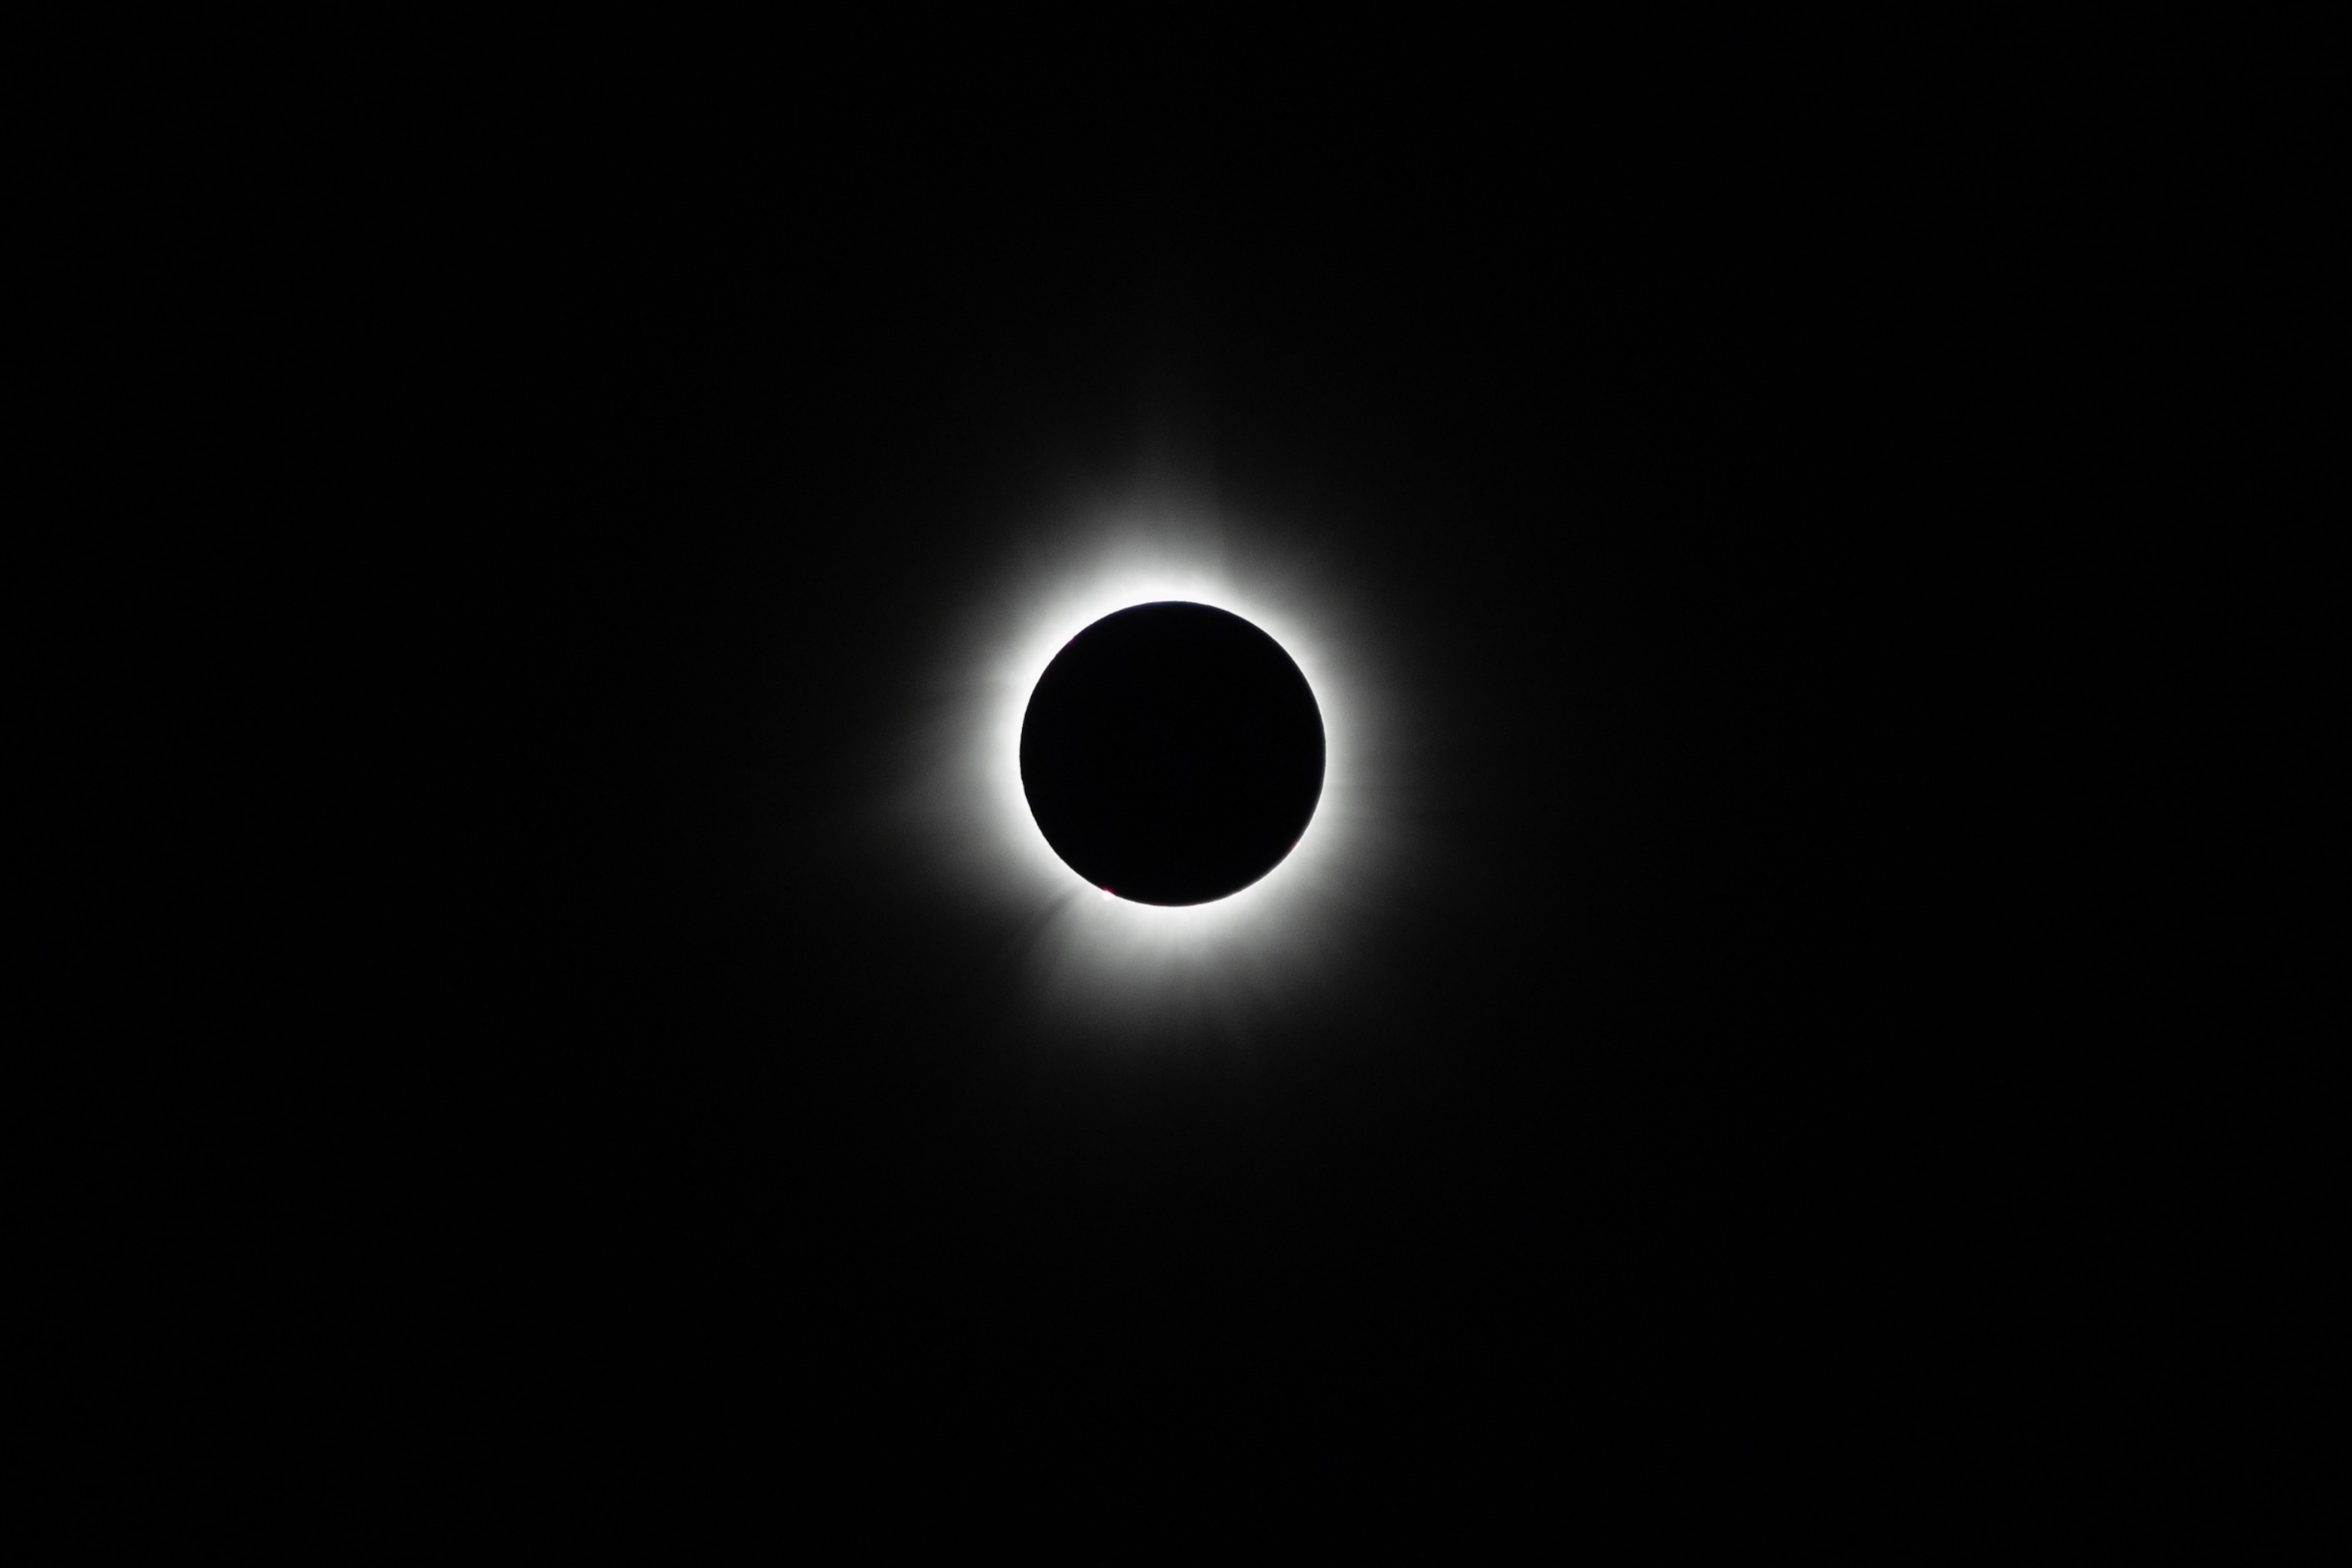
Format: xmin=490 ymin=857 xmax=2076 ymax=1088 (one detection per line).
xmin=1019 ymin=601 xmax=1325 ymax=906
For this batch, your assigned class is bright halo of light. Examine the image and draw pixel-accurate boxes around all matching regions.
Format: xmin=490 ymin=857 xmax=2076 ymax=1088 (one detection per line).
xmin=897 ymin=495 xmax=1413 ymax=1045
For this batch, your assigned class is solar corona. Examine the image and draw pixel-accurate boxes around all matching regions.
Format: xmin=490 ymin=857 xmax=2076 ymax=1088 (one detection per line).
xmin=901 ymin=508 xmax=1403 ymax=1042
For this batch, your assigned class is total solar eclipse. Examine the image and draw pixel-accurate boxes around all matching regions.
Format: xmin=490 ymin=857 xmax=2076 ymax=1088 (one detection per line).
xmin=1020 ymin=601 xmax=1325 ymax=906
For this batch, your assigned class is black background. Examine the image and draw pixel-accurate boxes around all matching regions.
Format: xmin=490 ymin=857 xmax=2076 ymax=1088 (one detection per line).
xmin=57 ymin=26 xmax=2275 ymax=1536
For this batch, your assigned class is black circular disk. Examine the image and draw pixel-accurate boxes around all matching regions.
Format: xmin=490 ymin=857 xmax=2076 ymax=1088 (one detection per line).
xmin=1020 ymin=602 xmax=1325 ymax=906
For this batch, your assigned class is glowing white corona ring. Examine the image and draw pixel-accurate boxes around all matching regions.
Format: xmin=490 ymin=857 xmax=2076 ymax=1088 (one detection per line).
xmin=908 ymin=507 xmax=1406 ymax=1042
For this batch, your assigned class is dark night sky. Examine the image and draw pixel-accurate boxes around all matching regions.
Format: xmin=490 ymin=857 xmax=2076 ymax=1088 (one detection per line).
xmin=403 ymin=74 xmax=1979 ymax=1497
xmin=64 ymin=34 xmax=2264 ymax=1533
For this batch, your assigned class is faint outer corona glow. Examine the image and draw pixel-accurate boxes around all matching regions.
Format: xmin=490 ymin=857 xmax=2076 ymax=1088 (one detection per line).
xmin=897 ymin=500 xmax=1409 ymax=1044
